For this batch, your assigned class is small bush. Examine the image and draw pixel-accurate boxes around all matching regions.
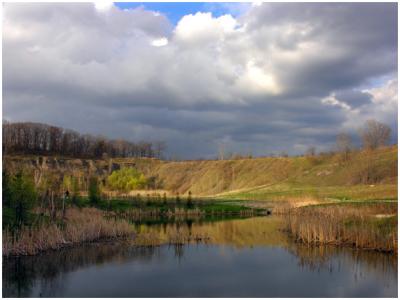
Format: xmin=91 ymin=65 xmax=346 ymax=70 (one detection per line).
xmin=107 ymin=167 xmax=147 ymax=192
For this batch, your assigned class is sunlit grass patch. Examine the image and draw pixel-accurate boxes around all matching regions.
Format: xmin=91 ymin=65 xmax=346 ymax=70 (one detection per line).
xmin=218 ymin=183 xmax=397 ymax=201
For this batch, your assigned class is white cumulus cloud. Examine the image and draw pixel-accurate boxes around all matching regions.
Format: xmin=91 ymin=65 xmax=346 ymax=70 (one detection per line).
xmin=151 ymin=37 xmax=168 ymax=47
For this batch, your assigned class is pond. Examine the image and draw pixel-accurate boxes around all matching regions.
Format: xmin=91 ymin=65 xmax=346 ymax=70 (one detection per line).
xmin=3 ymin=216 xmax=398 ymax=297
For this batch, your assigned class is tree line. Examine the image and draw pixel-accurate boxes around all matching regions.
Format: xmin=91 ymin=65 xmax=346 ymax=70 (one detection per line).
xmin=2 ymin=121 xmax=166 ymax=159
xmin=325 ymin=119 xmax=392 ymax=158
xmin=215 ymin=119 xmax=393 ymax=161
xmin=3 ymin=168 xmax=105 ymax=231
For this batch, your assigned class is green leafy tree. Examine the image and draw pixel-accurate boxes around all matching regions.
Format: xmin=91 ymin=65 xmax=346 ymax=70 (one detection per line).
xmin=88 ymin=176 xmax=101 ymax=205
xmin=107 ymin=167 xmax=148 ymax=192
xmin=8 ymin=172 xmax=37 ymax=227
xmin=71 ymin=177 xmax=80 ymax=206
xmin=62 ymin=175 xmax=72 ymax=191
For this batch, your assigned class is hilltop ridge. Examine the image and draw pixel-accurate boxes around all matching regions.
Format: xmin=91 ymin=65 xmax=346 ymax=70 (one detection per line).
xmin=3 ymin=145 xmax=397 ymax=200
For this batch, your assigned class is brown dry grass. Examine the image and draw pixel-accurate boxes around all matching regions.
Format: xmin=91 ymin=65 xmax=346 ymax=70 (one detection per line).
xmin=270 ymin=196 xmax=328 ymax=214
xmin=284 ymin=203 xmax=398 ymax=252
xmin=3 ymin=208 xmax=134 ymax=256
xmin=140 ymin=146 xmax=397 ymax=195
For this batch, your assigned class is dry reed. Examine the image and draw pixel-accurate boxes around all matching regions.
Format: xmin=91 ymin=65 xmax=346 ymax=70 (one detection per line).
xmin=272 ymin=196 xmax=325 ymax=214
xmin=284 ymin=203 xmax=397 ymax=252
xmin=3 ymin=208 xmax=134 ymax=256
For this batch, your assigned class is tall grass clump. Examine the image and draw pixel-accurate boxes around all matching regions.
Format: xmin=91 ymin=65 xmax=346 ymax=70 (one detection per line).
xmin=3 ymin=208 xmax=134 ymax=256
xmin=284 ymin=203 xmax=397 ymax=252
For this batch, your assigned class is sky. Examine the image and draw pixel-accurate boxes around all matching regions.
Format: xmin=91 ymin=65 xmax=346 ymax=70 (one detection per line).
xmin=3 ymin=2 xmax=398 ymax=159
xmin=114 ymin=2 xmax=249 ymax=24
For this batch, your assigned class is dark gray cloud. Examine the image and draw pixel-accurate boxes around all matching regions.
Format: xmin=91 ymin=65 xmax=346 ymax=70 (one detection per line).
xmin=3 ymin=3 xmax=397 ymax=158
xmin=335 ymin=90 xmax=373 ymax=109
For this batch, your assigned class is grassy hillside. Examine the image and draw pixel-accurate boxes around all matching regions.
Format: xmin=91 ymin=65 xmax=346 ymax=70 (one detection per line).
xmin=139 ymin=146 xmax=397 ymax=199
xmin=3 ymin=146 xmax=397 ymax=200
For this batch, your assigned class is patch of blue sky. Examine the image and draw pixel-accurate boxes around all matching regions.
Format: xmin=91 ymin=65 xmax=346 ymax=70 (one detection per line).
xmin=114 ymin=2 xmax=251 ymax=24
xmin=367 ymin=73 xmax=397 ymax=88
xmin=356 ymin=73 xmax=397 ymax=90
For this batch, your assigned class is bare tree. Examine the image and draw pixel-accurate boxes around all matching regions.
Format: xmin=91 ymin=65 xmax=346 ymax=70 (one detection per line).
xmin=336 ymin=132 xmax=353 ymax=162
xmin=218 ymin=143 xmax=225 ymax=160
xmin=359 ymin=119 xmax=391 ymax=150
xmin=279 ymin=151 xmax=288 ymax=158
xmin=305 ymin=146 xmax=316 ymax=157
xmin=154 ymin=141 xmax=166 ymax=159
xmin=2 ymin=121 xmax=164 ymax=159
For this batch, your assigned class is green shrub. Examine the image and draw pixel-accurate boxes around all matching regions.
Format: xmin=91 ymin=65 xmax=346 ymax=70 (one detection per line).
xmin=3 ymin=171 xmax=37 ymax=228
xmin=88 ymin=176 xmax=101 ymax=205
xmin=107 ymin=167 xmax=148 ymax=192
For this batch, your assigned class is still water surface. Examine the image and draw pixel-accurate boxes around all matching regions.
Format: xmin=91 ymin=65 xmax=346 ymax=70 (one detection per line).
xmin=3 ymin=217 xmax=398 ymax=297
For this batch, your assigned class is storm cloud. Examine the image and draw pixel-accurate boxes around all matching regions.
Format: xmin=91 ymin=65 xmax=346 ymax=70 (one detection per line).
xmin=3 ymin=2 xmax=398 ymax=158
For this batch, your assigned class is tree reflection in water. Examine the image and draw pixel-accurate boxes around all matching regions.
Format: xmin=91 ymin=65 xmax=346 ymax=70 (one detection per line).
xmin=287 ymin=243 xmax=397 ymax=280
xmin=3 ymin=217 xmax=397 ymax=297
xmin=3 ymin=243 xmax=161 ymax=297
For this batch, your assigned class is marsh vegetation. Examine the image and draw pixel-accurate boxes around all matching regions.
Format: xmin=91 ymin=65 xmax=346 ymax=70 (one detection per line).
xmin=3 ymin=208 xmax=134 ymax=256
xmin=284 ymin=202 xmax=397 ymax=252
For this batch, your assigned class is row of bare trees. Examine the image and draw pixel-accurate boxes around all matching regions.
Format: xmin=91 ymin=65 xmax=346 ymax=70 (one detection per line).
xmin=304 ymin=119 xmax=392 ymax=159
xmin=2 ymin=121 xmax=166 ymax=159
xmin=217 ymin=119 xmax=393 ymax=160
xmin=335 ymin=119 xmax=392 ymax=154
